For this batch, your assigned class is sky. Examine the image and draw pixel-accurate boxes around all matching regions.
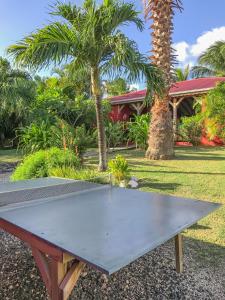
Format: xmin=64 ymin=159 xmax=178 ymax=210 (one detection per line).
xmin=1 ymin=0 xmax=225 ymax=88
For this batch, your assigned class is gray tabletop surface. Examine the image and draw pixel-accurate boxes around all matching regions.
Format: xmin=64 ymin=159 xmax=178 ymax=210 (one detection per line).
xmin=0 ymin=178 xmax=221 ymax=274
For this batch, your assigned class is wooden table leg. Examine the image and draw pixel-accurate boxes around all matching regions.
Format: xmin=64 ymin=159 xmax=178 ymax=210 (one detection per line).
xmin=32 ymin=247 xmax=85 ymax=300
xmin=175 ymin=234 xmax=183 ymax=273
xmin=50 ymin=259 xmax=67 ymax=300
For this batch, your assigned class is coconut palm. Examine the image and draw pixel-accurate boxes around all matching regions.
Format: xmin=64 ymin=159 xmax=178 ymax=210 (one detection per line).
xmin=175 ymin=65 xmax=190 ymax=81
xmin=192 ymin=41 xmax=225 ymax=78
xmin=143 ymin=0 xmax=183 ymax=159
xmin=8 ymin=0 xmax=164 ymax=171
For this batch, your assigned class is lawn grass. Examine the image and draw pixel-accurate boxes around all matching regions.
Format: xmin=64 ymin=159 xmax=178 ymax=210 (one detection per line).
xmin=88 ymin=146 xmax=225 ymax=254
xmin=1 ymin=146 xmax=224 ymax=263
xmin=0 ymin=149 xmax=22 ymax=164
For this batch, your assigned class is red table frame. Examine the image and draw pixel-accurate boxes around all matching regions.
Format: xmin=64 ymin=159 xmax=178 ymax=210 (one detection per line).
xmin=0 ymin=218 xmax=183 ymax=300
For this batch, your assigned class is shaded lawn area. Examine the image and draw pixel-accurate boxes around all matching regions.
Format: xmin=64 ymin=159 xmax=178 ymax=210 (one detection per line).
xmin=89 ymin=146 xmax=225 ymax=266
xmin=0 ymin=149 xmax=22 ymax=164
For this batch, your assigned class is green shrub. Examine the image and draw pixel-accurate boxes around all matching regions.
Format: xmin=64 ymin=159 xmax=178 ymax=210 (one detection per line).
xmin=105 ymin=121 xmax=125 ymax=149
xmin=17 ymin=119 xmax=94 ymax=158
xmin=128 ymin=114 xmax=150 ymax=149
xmin=205 ymin=82 xmax=225 ymax=140
xmin=49 ymin=166 xmax=107 ymax=183
xmin=108 ymin=155 xmax=130 ymax=184
xmin=179 ymin=114 xmax=203 ymax=146
xmin=11 ymin=147 xmax=81 ymax=181
xmin=52 ymin=120 xmax=94 ymax=158
xmin=17 ymin=121 xmax=53 ymax=154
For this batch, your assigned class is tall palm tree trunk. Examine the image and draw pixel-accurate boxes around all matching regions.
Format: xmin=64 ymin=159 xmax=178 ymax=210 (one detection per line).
xmin=91 ymin=67 xmax=107 ymax=171
xmin=145 ymin=0 xmax=182 ymax=159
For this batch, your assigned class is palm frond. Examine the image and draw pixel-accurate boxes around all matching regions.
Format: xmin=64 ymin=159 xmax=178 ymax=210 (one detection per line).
xmin=51 ymin=1 xmax=79 ymax=23
xmin=195 ymin=41 xmax=225 ymax=76
xmin=101 ymin=33 xmax=164 ymax=98
xmin=7 ymin=22 xmax=78 ymax=70
xmin=143 ymin=0 xmax=183 ymax=19
xmin=191 ymin=65 xmax=216 ymax=78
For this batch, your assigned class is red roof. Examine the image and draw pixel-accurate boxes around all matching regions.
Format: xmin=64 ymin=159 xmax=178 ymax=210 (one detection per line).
xmin=110 ymin=77 xmax=225 ymax=104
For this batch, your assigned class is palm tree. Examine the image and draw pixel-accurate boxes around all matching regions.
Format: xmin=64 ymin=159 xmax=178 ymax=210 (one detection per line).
xmin=8 ymin=0 xmax=164 ymax=171
xmin=175 ymin=65 xmax=190 ymax=81
xmin=192 ymin=41 xmax=225 ymax=78
xmin=0 ymin=57 xmax=34 ymax=145
xmin=143 ymin=0 xmax=183 ymax=160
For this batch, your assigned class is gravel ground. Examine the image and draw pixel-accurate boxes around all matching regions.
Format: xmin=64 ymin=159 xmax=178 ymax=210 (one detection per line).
xmin=0 ymin=166 xmax=224 ymax=299
xmin=0 ymin=230 xmax=224 ymax=300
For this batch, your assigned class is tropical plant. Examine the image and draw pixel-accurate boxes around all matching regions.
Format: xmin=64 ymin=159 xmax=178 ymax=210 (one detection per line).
xmin=8 ymin=0 xmax=164 ymax=171
xmin=17 ymin=121 xmax=53 ymax=154
xmin=144 ymin=0 xmax=183 ymax=160
xmin=49 ymin=166 xmax=105 ymax=183
xmin=179 ymin=114 xmax=203 ymax=146
xmin=52 ymin=63 xmax=91 ymax=98
xmin=128 ymin=114 xmax=151 ymax=149
xmin=53 ymin=121 xmax=94 ymax=158
xmin=105 ymin=121 xmax=125 ymax=149
xmin=108 ymin=155 xmax=130 ymax=184
xmin=106 ymin=77 xmax=129 ymax=96
xmin=175 ymin=65 xmax=190 ymax=81
xmin=17 ymin=118 xmax=94 ymax=158
xmin=0 ymin=57 xmax=35 ymax=146
xmin=11 ymin=147 xmax=81 ymax=181
xmin=192 ymin=41 xmax=225 ymax=78
xmin=205 ymin=82 xmax=225 ymax=139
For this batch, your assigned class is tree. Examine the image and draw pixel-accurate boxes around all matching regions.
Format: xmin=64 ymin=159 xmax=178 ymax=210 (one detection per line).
xmin=106 ymin=77 xmax=129 ymax=96
xmin=192 ymin=41 xmax=225 ymax=78
xmin=0 ymin=57 xmax=35 ymax=145
xmin=52 ymin=64 xmax=91 ymax=98
xmin=8 ymin=0 xmax=164 ymax=171
xmin=205 ymin=82 xmax=225 ymax=139
xmin=175 ymin=65 xmax=190 ymax=81
xmin=144 ymin=0 xmax=183 ymax=160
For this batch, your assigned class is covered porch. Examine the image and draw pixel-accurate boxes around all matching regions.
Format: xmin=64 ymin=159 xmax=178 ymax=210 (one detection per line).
xmin=109 ymin=77 xmax=225 ymax=145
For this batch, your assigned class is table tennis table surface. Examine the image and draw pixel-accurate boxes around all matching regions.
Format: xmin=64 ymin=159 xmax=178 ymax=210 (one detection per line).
xmin=0 ymin=177 xmax=221 ymax=275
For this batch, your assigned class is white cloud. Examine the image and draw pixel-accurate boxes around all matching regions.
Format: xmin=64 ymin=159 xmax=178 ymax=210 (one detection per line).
xmin=173 ymin=41 xmax=189 ymax=62
xmin=129 ymin=83 xmax=139 ymax=91
xmin=190 ymin=26 xmax=225 ymax=57
xmin=173 ymin=26 xmax=225 ymax=67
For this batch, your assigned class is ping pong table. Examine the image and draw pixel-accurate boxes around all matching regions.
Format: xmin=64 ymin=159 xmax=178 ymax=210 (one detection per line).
xmin=0 ymin=177 xmax=221 ymax=300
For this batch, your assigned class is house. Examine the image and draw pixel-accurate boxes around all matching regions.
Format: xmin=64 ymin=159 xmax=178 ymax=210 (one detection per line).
xmin=109 ymin=77 xmax=225 ymax=146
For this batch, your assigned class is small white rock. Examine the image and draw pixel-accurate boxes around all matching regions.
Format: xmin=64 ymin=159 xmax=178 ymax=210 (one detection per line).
xmin=128 ymin=180 xmax=138 ymax=188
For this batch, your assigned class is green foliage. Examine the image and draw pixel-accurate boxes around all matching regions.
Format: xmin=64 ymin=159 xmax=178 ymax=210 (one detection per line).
xmin=128 ymin=114 xmax=151 ymax=149
xmin=49 ymin=166 xmax=107 ymax=183
xmin=7 ymin=0 xmax=164 ymax=100
xmin=106 ymin=78 xmax=129 ymax=96
xmin=11 ymin=147 xmax=81 ymax=181
xmin=105 ymin=121 xmax=125 ymax=149
xmin=53 ymin=121 xmax=95 ymax=158
xmin=0 ymin=57 xmax=35 ymax=145
xmin=7 ymin=0 xmax=165 ymax=170
xmin=179 ymin=114 xmax=204 ymax=146
xmin=17 ymin=119 xmax=95 ymax=158
xmin=205 ymin=82 xmax=225 ymax=139
xmin=192 ymin=41 xmax=225 ymax=78
xmin=17 ymin=121 xmax=53 ymax=154
xmin=108 ymin=155 xmax=129 ymax=183
xmin=175 ymin=65 xmax=190 ymax=81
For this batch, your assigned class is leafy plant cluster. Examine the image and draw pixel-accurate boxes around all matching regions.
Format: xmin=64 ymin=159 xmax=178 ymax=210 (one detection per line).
xmin=205 ymin=82 xmax=225 ymax=140
xmin=11 ymin=147 xmax=81 ymax=181
xmin=128 ymin=114 xmax=151 ymax=149
xmin=18 ymin=119 xmax=96 ymax=158
xmin=179 ymin=114 xmax=204 ymax=146
xmin=108 ymin=155 xmax=130 ymax=184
